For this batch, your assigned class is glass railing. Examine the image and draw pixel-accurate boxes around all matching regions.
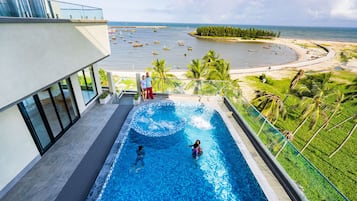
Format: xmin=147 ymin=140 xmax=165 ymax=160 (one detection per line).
xmin=112 ymin=75 xmax=348 ymax=201
xmin=0 ymin=0 xmax=103 ymax=20
xmin=113 ymin=76 xmax=237 ymax=98
xmin=114 ymin=77 xmax=138 ymax=93
xmin=50 ymin=1 xmax=103 ymax=20
xmin=226 ymin=95 xmax=349 ymax=201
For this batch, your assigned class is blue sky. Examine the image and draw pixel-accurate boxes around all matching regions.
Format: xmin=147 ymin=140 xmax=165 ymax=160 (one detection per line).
xmin=71 ymin=0 xmax=357 ymax=27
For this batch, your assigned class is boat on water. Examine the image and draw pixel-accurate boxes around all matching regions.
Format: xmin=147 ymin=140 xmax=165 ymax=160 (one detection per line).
xmin=163 ymin=46 xmax=170 ymax=51
xmin=187 ymin=46 xmax=193 ymax=51
xmin=177 ymin=40 xmax=184 ymax=46
xmin=153 ymin=40 xmax=160 ymax=44
xmin=133 ymin=42 xmax=144 ymax=47
xmin=152 ymin=51 xmax=159 ymax=55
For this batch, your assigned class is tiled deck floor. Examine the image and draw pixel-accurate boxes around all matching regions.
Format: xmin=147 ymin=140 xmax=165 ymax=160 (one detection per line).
xmin=1 ymin=102 xmax=120 ymax=201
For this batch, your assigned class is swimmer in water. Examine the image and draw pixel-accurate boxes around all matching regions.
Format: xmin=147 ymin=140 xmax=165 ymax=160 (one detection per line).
xmin=189 ymin=140 xmax=203 ymax=159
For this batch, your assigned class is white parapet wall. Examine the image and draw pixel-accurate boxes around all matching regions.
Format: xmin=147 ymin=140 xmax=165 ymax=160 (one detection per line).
xmin=0 ymin=106 xmax=40 ymax=195
xmin=0 ymin=19 xmax=110 ymax=111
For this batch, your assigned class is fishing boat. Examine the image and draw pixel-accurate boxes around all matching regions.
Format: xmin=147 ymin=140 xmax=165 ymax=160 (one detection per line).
xmin=177 ymin=40 xmax=184 ymax=46
xmin=163 ymin=46 xmax=170 ymax=51
xmin=152 ymin=51 xmax=159 ymax=55
xmin=133 ymin=42 xmax=144 ymax=47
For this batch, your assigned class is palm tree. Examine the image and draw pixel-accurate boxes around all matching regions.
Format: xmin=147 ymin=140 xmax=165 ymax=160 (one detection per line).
xmin=207 ymin=59 xmax=231 ymax=80
xmin=150 ymin=59 xmax=177 ymax=92
xmin=251 ymin=91 xmax=286 ymax=135
xmin=292 ymin=73 xmax=333 ymax=136
xmin=329 ymin=116 xmax=357 ymax=158
xmin=300 ymin=91 xmax=344 ymax=153
xmin=202 ymin=50 xmax=219 ymax=65
xmin=342 ymin=78 xmax=357 ymax=105
xmin=294 ymin=72 xmax=332 ymax=98
xmin=185 ymin=59 xmax=208 ymax=94
xmin=292 ymin=92 xmax=327 ymax=136
xmin=283 ymin=69 xmax=304 ymax=103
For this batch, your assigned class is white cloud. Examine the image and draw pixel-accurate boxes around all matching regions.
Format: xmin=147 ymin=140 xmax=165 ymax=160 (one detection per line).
xmin=69 ymin=0 xmax=357 ymax=27
xmin=330 ymin=0 xmax=357 ymax=20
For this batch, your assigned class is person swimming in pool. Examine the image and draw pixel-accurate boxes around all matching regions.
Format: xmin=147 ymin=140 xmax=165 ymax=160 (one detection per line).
xmin=131 ymin=145 xmax=145 ymax=173
xmin=189 ymin=139 xmax=203 ymax=159
xmin=134 ymin=145 xmax=145 ymax=166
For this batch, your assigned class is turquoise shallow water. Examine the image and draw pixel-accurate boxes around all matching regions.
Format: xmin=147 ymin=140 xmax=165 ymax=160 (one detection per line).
xmin=98 ymin=22 xmax=357 ymax=71
xmin=94 ymin=102 xmax=267 ymax=201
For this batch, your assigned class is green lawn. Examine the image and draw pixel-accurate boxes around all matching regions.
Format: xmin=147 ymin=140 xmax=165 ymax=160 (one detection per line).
xmin=242 ymin=70 xmax=357 ymax=200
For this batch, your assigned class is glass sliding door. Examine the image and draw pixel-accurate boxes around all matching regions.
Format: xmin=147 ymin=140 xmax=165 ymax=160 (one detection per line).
xmin=18 ymin=78 xmax=80 ymax=154
xmin=60 ymin=79 xmax=79 ymax=122
xmin=49 ymin=83 xmax=71 ymax=132
xmin=19 ymin=96 xmax=52 ymax=153
xmin=37 ymin=90 xmax=62 ymax=137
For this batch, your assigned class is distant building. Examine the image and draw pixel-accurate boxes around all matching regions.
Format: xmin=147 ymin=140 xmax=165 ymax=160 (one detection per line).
xmin=0 ymin=0 xmax=110 ymax=198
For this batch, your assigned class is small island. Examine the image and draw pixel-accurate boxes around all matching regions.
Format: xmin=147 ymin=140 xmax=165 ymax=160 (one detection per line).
xmin=190 ymin=26 xmax=280 ymax=40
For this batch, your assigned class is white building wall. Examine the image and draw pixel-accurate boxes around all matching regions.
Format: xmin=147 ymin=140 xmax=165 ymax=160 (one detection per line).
xmin=0 ymin=20 xmax=110 ymax=110
xmin=0 ymin=106 xmax=39 ymax=191
xmin=93 ymin=63 xmax=103 ymax=95
xmin=70 ymin=73 xmax=86 ymax=113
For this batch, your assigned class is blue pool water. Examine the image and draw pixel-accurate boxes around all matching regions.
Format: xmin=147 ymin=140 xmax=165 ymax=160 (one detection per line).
xmin=91 ymin=101 xmax=267 ymax=201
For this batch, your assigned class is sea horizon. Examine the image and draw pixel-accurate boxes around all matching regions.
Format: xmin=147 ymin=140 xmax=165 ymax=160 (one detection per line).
xmin=109 ymin=21 xmax=357 ymax=43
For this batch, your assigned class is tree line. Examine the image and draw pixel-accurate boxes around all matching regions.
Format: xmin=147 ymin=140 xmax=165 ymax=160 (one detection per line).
xmin=195 ymin=26 xmax=280 ymax=39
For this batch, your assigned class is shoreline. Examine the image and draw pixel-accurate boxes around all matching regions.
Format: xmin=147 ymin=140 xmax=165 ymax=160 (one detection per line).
xmin=107 ymin=37 xmax=357 ymax=80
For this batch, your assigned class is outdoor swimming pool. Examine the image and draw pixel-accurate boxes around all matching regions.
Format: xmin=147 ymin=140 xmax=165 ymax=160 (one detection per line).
xmin=88 ymin=101 xmax=268 ymax=201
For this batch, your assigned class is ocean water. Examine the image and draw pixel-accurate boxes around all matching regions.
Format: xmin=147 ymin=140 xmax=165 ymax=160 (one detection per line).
xmin=99 ymin=22 xmax=357 ymax=71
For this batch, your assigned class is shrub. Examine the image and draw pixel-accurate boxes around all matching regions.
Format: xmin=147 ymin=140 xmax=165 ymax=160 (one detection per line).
xmin=99 ymin=91 xmax=109 ymax=99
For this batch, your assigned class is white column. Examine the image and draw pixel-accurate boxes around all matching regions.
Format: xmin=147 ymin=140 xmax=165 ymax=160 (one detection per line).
xmin=107 ymin=72 xmax=114 ymax=93
xmin=136 ymin=73 xmax=141 ymax=95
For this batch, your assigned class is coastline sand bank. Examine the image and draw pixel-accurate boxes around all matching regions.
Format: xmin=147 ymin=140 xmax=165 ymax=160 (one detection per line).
xmin=107 ymin=38 xmax=357 ymax=99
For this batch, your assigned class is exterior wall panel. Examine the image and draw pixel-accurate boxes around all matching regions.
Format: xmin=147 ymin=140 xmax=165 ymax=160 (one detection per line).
xmin=0 ymin=106 xmax=39 ymax=191
xmin=0 ymin=21 xmax=110 ymax=110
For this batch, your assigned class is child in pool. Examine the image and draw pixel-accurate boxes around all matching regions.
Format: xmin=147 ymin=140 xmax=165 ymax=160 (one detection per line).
xmin=134 ymin=145 xmax=145 ymax=166
xmin=190 ymin=140 xmax=203 ymax=159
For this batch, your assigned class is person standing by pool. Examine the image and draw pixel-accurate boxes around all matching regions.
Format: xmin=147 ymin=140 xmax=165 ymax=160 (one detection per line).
xmin=146 ymin=72 xmax=154 ymax=99
xmin=140 ymin=75 xmax=146 ymax=101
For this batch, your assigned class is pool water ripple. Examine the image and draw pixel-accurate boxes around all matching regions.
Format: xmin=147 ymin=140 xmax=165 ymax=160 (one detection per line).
xmin=90 ymin=101 xmax=268 ymax=201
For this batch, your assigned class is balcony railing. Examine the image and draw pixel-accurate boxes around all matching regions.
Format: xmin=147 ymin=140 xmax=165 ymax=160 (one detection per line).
xmin=0 ymin=0 xmax=103 ymax=20
xmin=51 ymin=1 xmax=103 ymax=20
xmin=112 ymin=75 xmax=348 ymax=201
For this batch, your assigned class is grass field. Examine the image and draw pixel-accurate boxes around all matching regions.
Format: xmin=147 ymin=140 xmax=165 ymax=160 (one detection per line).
xmin=241 ymin=70 xmax=357 ymax=200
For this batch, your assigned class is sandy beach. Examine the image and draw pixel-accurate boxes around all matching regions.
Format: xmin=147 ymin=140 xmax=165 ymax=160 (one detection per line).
xmin=108 ymin=38 xmax=357 ymax=99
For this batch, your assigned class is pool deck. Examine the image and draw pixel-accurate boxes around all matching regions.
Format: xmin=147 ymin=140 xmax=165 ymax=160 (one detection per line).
xmin=0 ymin=99 xmax=133 ymax=201
xmin=0 ymin=94 xmax=291 ymax=201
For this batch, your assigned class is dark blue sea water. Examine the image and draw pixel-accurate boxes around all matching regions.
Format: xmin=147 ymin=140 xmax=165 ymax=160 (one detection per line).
xmin=99 ymin=21 xmax=357 ymax=71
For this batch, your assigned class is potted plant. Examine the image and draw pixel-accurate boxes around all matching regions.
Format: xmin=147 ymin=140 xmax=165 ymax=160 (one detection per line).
xmin=99 ymin=91 xmax=111 ymax=104
xmin=133 ymin=92 xmax=140 ymax=105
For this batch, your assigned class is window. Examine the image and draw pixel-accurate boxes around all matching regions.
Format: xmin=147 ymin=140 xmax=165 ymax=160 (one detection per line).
xmin=78 ymin=65 xmax=97 ymax=105
xmin=18 ymin=78 xmax=79 ymax=154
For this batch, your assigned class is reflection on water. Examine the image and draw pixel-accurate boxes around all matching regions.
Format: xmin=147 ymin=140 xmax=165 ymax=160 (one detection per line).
xmin=100 ymin=26 xmax=297 ymax=71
